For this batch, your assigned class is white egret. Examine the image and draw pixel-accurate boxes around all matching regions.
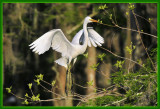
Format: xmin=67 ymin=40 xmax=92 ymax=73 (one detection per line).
xmin=29 ymin=16 xmax=104 ymax=69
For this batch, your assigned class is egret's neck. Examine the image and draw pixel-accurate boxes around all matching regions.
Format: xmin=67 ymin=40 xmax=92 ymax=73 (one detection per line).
xmin=83 ymin=21 xmax=88 ymax=46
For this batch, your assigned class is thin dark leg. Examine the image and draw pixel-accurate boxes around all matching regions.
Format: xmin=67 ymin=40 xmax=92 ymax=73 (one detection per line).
xmin=71 ymin=73 xmax=74 ymax=95
xmin=71 ymin=66 xmax=75 ymax=95
xmin=65 ymin=68 xmax=68 ymax=96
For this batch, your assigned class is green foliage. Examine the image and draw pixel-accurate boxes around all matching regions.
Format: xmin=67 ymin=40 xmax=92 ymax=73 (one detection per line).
xmin=95 ymin=96 xmax=123 ymax=106
xmin=82 ymin=95 xmax=123 ymax=106
xmin=126 ymin=12 xmax=129 ymax=16
xmin=125 ymin=47 xmax=132 ymax=54
xmin=149 ymin=18 xmax=153 ymax=22
xmin=98 ymin=4 xmax=108 ymax=10
xmin=90 ymin=63 xmax=99 ymax=71
xmin=112 ymin=71 xmax=125 ymax=87
xmin=102 ymin=88 xmax=106 ymax=92
xmin=128 ymin=3 xmax=135 ymax=10
xmin=34 ymin=74 xmax=44 ymax=85
xmin=31 ymin=94 xmax=40 ymax=101
xmin=97 ymin=53 xmax=106 ymax=61
xmin=111 ymin=57 xmax=157 ymax=105
xmin=25 ymin=93 xmax=29 ymax=98
xmin=83 ymin=53 xmax=88 ymax=58
xmin=150 ymin=48 xmax=157 ymax=58
xmin=6 ymin=86 xmax=12 ymax=93
xmin=28 ymin=83 xmax=32 ymax=89
xmin=109 ymin=14 xmax=112 ymax=20
xmin=35 ymin=74 xmax=44 ymax=81
xmin=114 ymin=60 xmax=125 ymax=69
xmin=51 ymin=80 xmax=56 ymax=87
xmin=97 ymin=19 xmax=103 ymax=23
xmin=125 ymin=42 xmax=136 ymax=54
xmin=34 ymin=79 xmax=40 ymax=85
xmin=83 ymin=48 xmax=157 ymax=106
xmin=87 ymin=80 xmax=94 ymax=86
xmin=22 ymin=99 xmax=29 ymax=105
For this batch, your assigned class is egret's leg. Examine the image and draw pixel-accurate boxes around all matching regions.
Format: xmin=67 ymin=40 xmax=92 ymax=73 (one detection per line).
xmin=65 ymin=65 xmax=69 ymax=96
xmin=73 ymin=58 xmax=77 ymax=66
xmin=70 ymin=60 xmax=76 ymax=95
xmin=71 ymin=72 xmax=74 ymax=95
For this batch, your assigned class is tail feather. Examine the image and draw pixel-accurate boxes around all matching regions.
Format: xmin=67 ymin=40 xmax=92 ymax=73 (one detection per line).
xmin=55 ymin=57 xmax=67 ymax=68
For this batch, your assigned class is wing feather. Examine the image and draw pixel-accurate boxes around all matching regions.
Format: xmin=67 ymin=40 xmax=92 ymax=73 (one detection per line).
xmin=71 ymin=29 xmax=83 ymax=45
xmin=87 ymin=27 xmax=104 ymax=47
xmin=89 ymin=37 xmax=97 ymax=47
xmin=29 ymin=29 xmax=74 ymax=56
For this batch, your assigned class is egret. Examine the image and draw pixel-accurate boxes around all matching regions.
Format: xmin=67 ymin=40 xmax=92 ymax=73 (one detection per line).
xmin=29 ymin=16 xmax=104 ymax=69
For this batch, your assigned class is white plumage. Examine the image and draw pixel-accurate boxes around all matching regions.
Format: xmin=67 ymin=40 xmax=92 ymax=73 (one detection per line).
xmin=29 ymin=16 xmax=104 ymax=69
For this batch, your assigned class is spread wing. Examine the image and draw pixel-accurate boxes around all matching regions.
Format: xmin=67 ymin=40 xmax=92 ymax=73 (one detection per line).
xmin=71 ymin=27 xmax=104 ymax=47
xmin=29 ymin=29 xmax=74 ymax=56
xmin=87 ymin=27 xmax=104 ymax=47
xmin=71 ymin=29 xmax=84 ymax=45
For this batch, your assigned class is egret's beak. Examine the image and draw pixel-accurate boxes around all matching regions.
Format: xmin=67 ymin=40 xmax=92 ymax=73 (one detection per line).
xmin=90 ymin=19 xmax=98 ymax=23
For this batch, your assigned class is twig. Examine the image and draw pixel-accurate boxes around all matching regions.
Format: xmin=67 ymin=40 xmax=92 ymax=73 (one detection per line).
xmin=10 ymin=92 xmax=26 ymax=100
xmin=41 ymin=80 xmax=52 ymax=86
xmin=113 ymin=8 xmax=118 ymax=25
xmin=101 ymin=10 xmax=157 ymax=38
xmin=134 ymin=13 xmax=157 ymax=31
xmin=38 ymin=97 xmax=82 ymax=102
xmin=98 ymin=46 xmax=148 ymax=71
xmin=132 ymin=10 xmax=156 ymax=71
xmin=39 ymin=84 xmax=63 ymax=98
xmin=30 ymin=89 xmax=34 ymax=96
xmin=115 ymin=25 xmax=157 ymax=38
xmin=105 ymin=97 xmax=127 ymax=106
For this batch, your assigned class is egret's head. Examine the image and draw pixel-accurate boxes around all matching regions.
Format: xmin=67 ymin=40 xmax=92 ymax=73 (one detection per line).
xmin=85 ymin=16 xmax=98 ymax=23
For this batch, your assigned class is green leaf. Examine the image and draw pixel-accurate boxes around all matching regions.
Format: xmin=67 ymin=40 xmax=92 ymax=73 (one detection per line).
xmin=114 ymin=60 xmax=125 ymax=68
xmin=28 ymin=83 xmax=32 ymax=89
xmin=149 ymin=18 xmax=152 ymax=22
xmin=83 ymin=52 xmax=88 ymax=58
xmin=22 ymin=99 xmax=29 ymax=105
xmin=6 ymin=86 xmax=12 ymax=93
xmin=97 ymin=19 xmax=103 ymax=23
xmin=31 ymin=95 xmax=36 ymax=101
xmin=126 ymin=46 xmax=132 ymax=54
xmin=109 ymin=14 xmax=112 ymax=20
xmin=87 ymin=80 xmax=94 ymax=86
xmin=128 ymin=3 xmax=135 ymax=10
xmin=31 ymin=94 xmax=40 ymax=101
xmin=34 ymin=79 xmax=40 ymax=85
xmin=94 ymin=89 xmax=97 ymax=93
xmin=98 ymin=4 xmax=108 ymax=10
xmin=125 ymin=42 xmax=136 ymax=54
xmin=126 ymin=12 xmax=129 ymax=15
xmin=102 ymin=88 xmax=106 ymax=92
xmin=36 ymin=74 xmax=44 ymax=80
xmin=91 ymin=63 xmax=99 ymax=71
xmin=25 ymin=93 xmax=29 ymax=97
xmin=97 ymin=53 xmax=106 ymax=61
xmin=51 ymin=80 xmax=56 ymax=87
